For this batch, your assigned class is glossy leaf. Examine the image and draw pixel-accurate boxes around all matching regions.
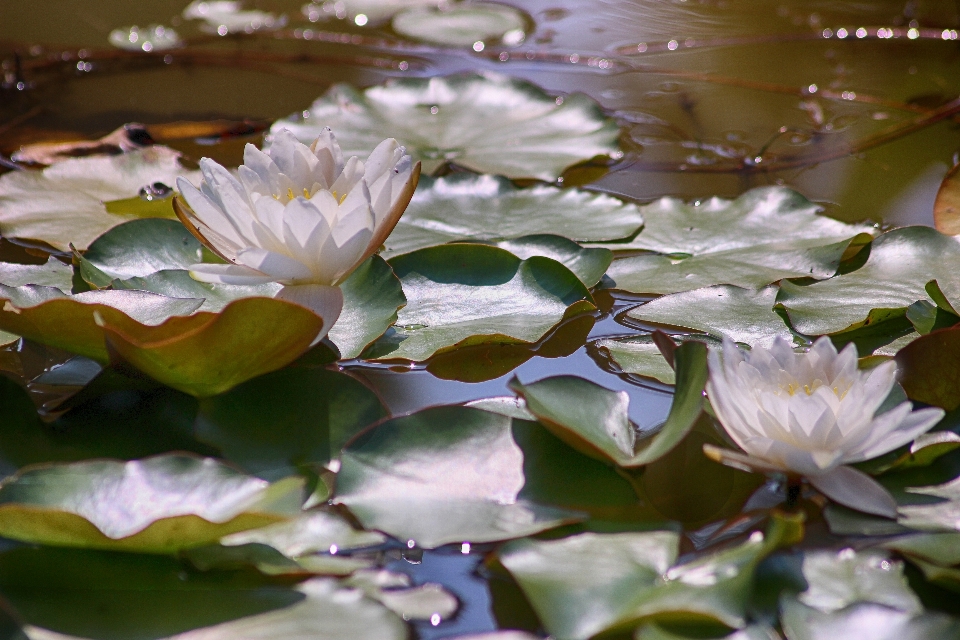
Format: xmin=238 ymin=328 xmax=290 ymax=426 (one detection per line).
xmin=627 ymin=285 xmax=794 ymax=348
xmin=334 ymin=406 xmax=581 ymax=548
xmin=373 ymin=244 xmax=593 ymax=362
xmin=99 ymin=297 xmax=325 ymax=397
xmin=499 ymin=520 xmax=785 ymax=640
xmin=595 ymin=186 xmax=872 ymax=253
xmin=392 ymin=3 xmax=527 ymax=47
xmin=0 ymin=454 xmax=303 ymax=553
xmin=0 ymin=285 xmax=202 ymax=363
xmin=112 ymin=270 xmax=280 ymax=313
xmin=0 ymin=257 xmax=73 ymax=292
xmin=273 ymin=73 xmax=620 ymax=180
xmin=327 ymin=256 xmax=406 ymax=359
xmin=0 ymin=147 xmax=196 ymax=250
xmin=896 ymin=325 xmax=960 ymax=410
xmin=303 ymin=0 xmax=438 ymax=24
xmin=596 ymin=334 xmax=717 ymax=385
xmin=488 ymin=236 xmax=612 ymax=287
xmin=899 ymin=474 xmax=960 ymax=531
xmin=79 ymin=218 xmax=205 ymax=282
xmin=220 ymin=510 xmax=386 ymax=556
xmin=634 ymin=625 xmax=781 ymax=640
xmin=797 ymin=549 xmax=921 ymax=614
xmin=509 ymin=343 xmax=706 ymax=467
xmin=778 ymin=227 xmax=960 ymax=335
xmin=195 ymin=367 xmax=387 ymax=479
xmin=384 ymin=174 xmax=643 ymax=256
xmin=780 ymin=598 xmax=960 ymax=640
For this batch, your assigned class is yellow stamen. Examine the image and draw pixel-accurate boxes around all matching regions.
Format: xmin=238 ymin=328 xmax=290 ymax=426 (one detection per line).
xmin=287 ymin=188 xmax=295 ymax=200
xmin=303 ymin=188 xmax=311 ymax=198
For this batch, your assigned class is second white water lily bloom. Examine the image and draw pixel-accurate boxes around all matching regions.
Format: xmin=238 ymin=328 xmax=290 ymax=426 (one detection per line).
xmin=174 ymin=128 xmax=420 ymax=340
xmin=705 ymin=336 xmax=944 ymax=518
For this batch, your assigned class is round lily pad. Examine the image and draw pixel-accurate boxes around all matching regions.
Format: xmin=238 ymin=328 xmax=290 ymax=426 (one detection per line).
xmin=392 ymin=3 xmax=527 ymax=47
xmin=272 ymin=73 xmax=621 ymax=180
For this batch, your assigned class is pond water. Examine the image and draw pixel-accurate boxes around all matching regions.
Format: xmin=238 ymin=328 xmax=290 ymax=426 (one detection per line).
xmin=2 ymin=1 xmax=960 ymax=639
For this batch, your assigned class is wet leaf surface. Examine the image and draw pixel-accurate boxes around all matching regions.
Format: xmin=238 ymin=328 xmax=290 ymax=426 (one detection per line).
xmin=392 ymin=3 xmax=527 ymax=47
xmin=273 ymin=73 xmax=620 ymax=180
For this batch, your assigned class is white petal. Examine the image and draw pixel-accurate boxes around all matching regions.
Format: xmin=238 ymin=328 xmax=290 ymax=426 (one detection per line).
xmin=847 ymin=405 xmax=945 ymax=462
xmin=236 ymin=247 xmax=313 ymax=283
xmin=308 ymin=127 xmax=345 ymax=187
xmin=188 ymin=262 xmax=275 ymax=285
xmin=274 ymin=284 xmax=344 ymax=344
xmin=176 ymin=177 xmax=247 ymax=251
xmin=808 ymin=465 xmax=898 ymax=518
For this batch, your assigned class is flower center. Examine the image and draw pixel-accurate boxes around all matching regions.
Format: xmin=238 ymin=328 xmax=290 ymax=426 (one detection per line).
xmin=272 ymin=187 xmax=348 ymax=204
xmin=781 ymin=380 xmax=848 ymax=399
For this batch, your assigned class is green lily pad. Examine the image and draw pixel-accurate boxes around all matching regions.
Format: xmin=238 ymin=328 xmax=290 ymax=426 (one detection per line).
xmin=344 ymin=570 xmax=459 ymax=622
xmin=626 ymin=285 xmax=794 ymax=348
xmin=327 ymin=256 xmax=406 ymax=359
xmin=778 ymin=227 xmax=960 ymax=336
xmin=899 ymin=475 xmax=960 ymax=531
xmin=0 ymin=454 xmax=303 ymax=553
xmin=0 ymin=285 xmax=203 ymax=363
xmin=392 ymin=3 xmax=527 ymax=47
xmin=606 ymin=239 xmax=854 ymax=296
xmin=508 ymin=342 xmax=706 ymax=467
xmin=111 ymin=270 xmax=281 ymax=313
xmin=797 ymin=549 xmax=921 ymax=614
xmin=780 ymin=597 xmax=960 ymax=640
xmin=195 ymin=367 xmax=386 ymax=480
xmin=634 ymin=624 xmax=780 ymax=640
xmin=273 ymin=73 xmax=620 ymax=180
xmin=79 ymin=218 xmax=204 ymax=282
xmin=499 ymin=519 xmax=786 ymax=640
xmin=303 ymin=0 xmax=438 ymax=25
xmin=371 ymin=244 xmax=594 ymax=362
xmin=0 ymin=147 xmax=197 ymax=250
xmin=882 ymin=532 xmax=960 ymax=566
xmin=486 ymin=236 xmax=612 ymax=288
xmin=594 ymin=187 xmax=874 ymax=254
xmin=221 ymin=510 xmax=386 ymax=556
xmin=334 ymin=406 xmax=582 ymax=548
xmin=595 ymin=334 xmax=718 ymax=385
xmin=0 ymin=257 xmax=73 ymax=292
xmin=99 ymin=297 xmax=326 ymax=397
xmin=383 ymin=173 xmax=644 ymax=257
xmin=896 ymin=325 xmax=960 ymax=410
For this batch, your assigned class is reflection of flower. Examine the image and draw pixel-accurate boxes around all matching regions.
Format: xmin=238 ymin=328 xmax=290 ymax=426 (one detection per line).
xmin=704 ymin=337 xmax=944 ymax=518
xmin=175 ymin=128 xmax=419 ymax=339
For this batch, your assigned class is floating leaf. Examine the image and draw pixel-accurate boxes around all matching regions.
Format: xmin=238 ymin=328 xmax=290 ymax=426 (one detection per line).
xmin=112 ymin=270 xmax=280 ymax=313
xmin=303 ymin=0 xmax=438 ymax=24
xmin=195 ymin=367 xmax=386 ymax=479
xmin=372 ymin=244 xmax=593 ymax=362
xmin=392 ymin=3 xmax=527 ymax=47
xmin=345 ymin=570 xmax=459 ymax=622
xmin=99 ymin=297 xmax=325 ymax=397
xmin=0 ymin=285 xmax=203 ymax=363
xmin=334 ymin=406 xmax=582 ymax=548
xmin=606 ymin=239 xmax=854 ymax=295
xmin=634 ymin=624 xmax=780 ymax=640
xmin=593 ymin=187 xmax=873 ymax=253
xmin=487 ymin=236 xmax=612 ymax=287
xmin=896 ymin=325 xmax=960 ymax=410
xmin=595 ymin=334 xmax=717 ymax=384
xmin=0 ymin=147 xmax=196 ymax=250
xmin=327 ymin=256 xmax=406 ymax=359
xmin=797 ymin=549 xmax=921 ymax=614
xmin=221 ymin=510 xmax=386 ymax=556
xmin=882 ymin=532 xmax=960 ymax=567
xmin=383 ymin=173 xmax=643 ymax=257
xmin=899 ymin=475 xmax=960 ymax=531
xmin=0 ymin=454 xmax=303 ymax=553
xmin=272 ymin=73 xmax=620 ymax=180
xmin=78 ymin=219 xmax=204 ymax=282
xmin=778 ymin=227 xmax=960 ymax=336
xmin=626 ymin=285 xmax=793 ymax=348
xmin=780 ymin=598 xmax=960 ymax=640
xmin=508 ymin=342 xmax=706 ymax=467
xmin=499 ymin=520 xmax=785 ymax=640
xmin=934 ymin=161 xmax=960 ymax=235
xmin=0 ymin=258 xmax=73 ymax=292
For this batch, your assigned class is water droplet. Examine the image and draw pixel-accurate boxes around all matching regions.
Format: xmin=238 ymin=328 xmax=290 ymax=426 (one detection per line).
xmin=472 ymin=41 xmax=485 ymax=52
xmin=430 ymin=614 xmax=441 ymax=626
xmin=667 ymin=39 xmax=679 ymax=51
xmin=139 ymin=182 xmax=173 ymax=200
xmin=430 ymin=105 xmax=439 ymax=115
xmin=855 ymin=27 xmax=867 ymax=38
xmin=836 ymin=28 xmax=848 ymax=38
xmin=908 ymin=28 xmax=919 ymax=39
xmin=406 ymin=539 xmax=416 ymax=548
xmin=329 ymin=544 xmax=338 ymax=555
xmin=461 ymin=542 xmax=471 ymax=554
xmin=217 ymin=24 xmax=228 ymax=36
xmin=354 ymin=13 xmax=368 ymax=26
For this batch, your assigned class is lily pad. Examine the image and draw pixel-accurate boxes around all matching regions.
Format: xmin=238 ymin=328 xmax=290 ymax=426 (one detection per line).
xmin=777 ymin=227 xmax=960 ymax=336
xmin=272 ymin=73 xmax=620 ymax=180
xmin=372 ymin=244 xmax=593 ymax=362
xmin=383 ymin=173 xmax=644 ymax=257
xmin=895 ymin=324 xmax=960 ymax=410
xmin=498 ymin=521 xmax=785 ymax=640
xmin=302 ymin=0 xmax=439 ymax=25
xmin=78 ymin=218 xmax=205 ymax=282
xmin=195 ymin=367 xmax=387 ymax=480
xmin=334 ymin=406 xmax=582 ymax=548
xmin=508 ymin=342 xmax=706 ymax=467
xmin=595 ymin=334 xmax=718 ymax=385
xmin=593 ymin=187 xmax=874 ymax=254
xmin=99 ymin=297 xmax=326 ymax=397
xmin=0 ymin=258 xmax=73 ymax=292
xmin=485 ymin=236 xmax=612 ymax=288
xmin=221 ymin=510 xmax=386 ymax=556
xmin=882 ymin=532 xmax=960 ymax=566
xmin=634 ymin=625 xmax=781 ymax=640
xmin=327 ymin=256 xmax=407 ymax=359
xmin=0 ymin=285 xmax=203 ymax=363
xmin=780 ymin=598 xmax=960 ymax=640
xmin=0 ymin=147 xmax=196 ymax=251
xmin=797 ymin=549 xmax=921 ymax=614
xmin=626 ymin=285 xmax=794 ymax=348
xmin=392 ymin=3 xmax=527 ymax=47
xmin=111 ymin=270 xmax=280 ymax=313
xmin=899 ymin=474 xmax=960 ymax=531
xmin=0 ymin=454 xmax=303 ymax=553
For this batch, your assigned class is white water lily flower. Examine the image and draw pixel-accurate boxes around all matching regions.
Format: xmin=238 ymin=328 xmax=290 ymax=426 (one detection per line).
xmin=704 ymin=336 xmax=944 ymax=518
xmin=174 ymin=128 xmax=420 ymax=341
